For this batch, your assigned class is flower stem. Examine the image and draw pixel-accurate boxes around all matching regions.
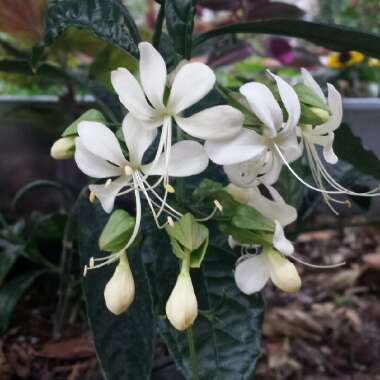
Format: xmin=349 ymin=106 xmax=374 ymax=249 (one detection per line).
xmin=187 ymin=326 xmax=199 ymax=380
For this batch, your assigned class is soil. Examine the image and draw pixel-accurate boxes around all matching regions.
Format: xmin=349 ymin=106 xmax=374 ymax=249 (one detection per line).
xmin=1 ymin=219 xmax=380 ymax=380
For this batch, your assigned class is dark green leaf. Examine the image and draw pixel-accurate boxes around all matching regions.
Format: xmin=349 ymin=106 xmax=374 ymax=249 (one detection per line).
xmin=232 ymin=205 xmax=275 ymax=232
xmin=33 ymin=0 xmax=140 ymax=64
xmin=145 ymin=227 xmax=264 ymax=380
xmin=0 ymin=270 xmax=46 ymax=333
xmin=62 ymin=109 xmax=106 ymax=137
xmin=194 ymin=20 xmax=380 ymax=59
xmin=165 ymin=0 xmax=196 ymax=58
xmin=78 ymin=199 xmax=155 ymax=380
xmin=99 ymin=209 xmax=135 ymax=252
xmin=0 ymin=240 xmax=24 ymax=286
xmin=192 ymin=179 xmax=224 ymax=202
xmin=334 ymin=123 xmax=380 ymax=181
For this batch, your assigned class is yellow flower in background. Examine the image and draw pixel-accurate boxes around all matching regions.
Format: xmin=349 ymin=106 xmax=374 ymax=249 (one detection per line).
xmin=321 ymin=51 xmax=365 ymax=69
xmin=368 ymin=58 xmax=380 ymax=67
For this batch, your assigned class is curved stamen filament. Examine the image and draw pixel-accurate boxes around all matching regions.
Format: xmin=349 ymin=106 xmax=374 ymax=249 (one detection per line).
xmin=290 ymin=253 xmax=346 ymax=269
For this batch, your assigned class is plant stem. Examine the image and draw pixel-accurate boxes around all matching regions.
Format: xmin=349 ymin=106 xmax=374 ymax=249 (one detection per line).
xmin=187 ymin=326 xmax=199 ymax=380
xmin=153 ymin=0 xmax=166 ymax=48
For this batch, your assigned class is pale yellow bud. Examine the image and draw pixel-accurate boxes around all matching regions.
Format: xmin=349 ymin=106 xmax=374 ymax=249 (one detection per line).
xmin=309 ymin=107 xmax=330 ymax=124
xmin=266 ymin=249 xmax=301 ymax=293
xmin=50 ymin=137 xmax=75 ymax=160
xmin=166 ymin=272 xmax=198 ymax=331
xmin=225 ymin=184 xmax=250 ymax=204
xmin=104 ymin=255 xmax=135 ymax=315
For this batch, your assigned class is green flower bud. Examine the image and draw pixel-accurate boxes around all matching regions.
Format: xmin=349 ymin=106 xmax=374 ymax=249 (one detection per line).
xmin=50 ymin=137 xmax=75 ymax=160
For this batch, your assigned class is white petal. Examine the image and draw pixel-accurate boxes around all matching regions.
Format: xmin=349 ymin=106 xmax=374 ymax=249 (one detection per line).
xmin=317 ymin=83 xmax=343 ymax=134
xmin=267 ymin=250 xmax=301 ymax=293
xmin=75 ymin=139 xmax=122 ymax=178
xmin=247 ymin=186 xmax=297 ymax=227
xmin=270 ymin=72 xmax=301 ymax=131
xmin=240 ymin=82 xmax=282 ymax=135
xmin=167 ymin=62 xmax=215 ymax=114
xmin=89 ymin=177 xmax=129 ymax=214
xmin=323 ymin=134 xmax=338 ymax=164
xmin=273 ymin=221 xmax=294 ymax=256
xmin=77 ymin=121 xmax=126 ymax=166
xmin=122 ymin=113 xmax=157 ymax=166
xmin=301 ymin=68 xmax=326 ymax=102
xmin=143 ymin=141 xmax=209 ymax=177
xmin=205 ymin=128 xmax=267 ymax=166
xmin=260 ymin=152 xmax=283 ymax=185
xmin=175 ymin=105 xmax=243 ymax=140
xmin=138 ymin=42 xmax=167 ymax=111
xmin=234 ymin=254 xmax=270 ymax=295
xmin=111 ymin=68 xmax=157 ymax=120
xmin=224 ymin=158 xmax=265 ymax=188
xmin=276 ymin=128 xmax=303 ymax=163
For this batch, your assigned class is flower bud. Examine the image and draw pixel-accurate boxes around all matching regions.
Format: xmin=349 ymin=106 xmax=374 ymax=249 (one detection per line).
xmin=266 ymin=249 xmax=301 ymax=293
xmin=166 ymin=271 xmax=198 ymax=331
xmin=309 ymin=107 xmax=330 ymax=124
xmin=50 ymin=137 xmax=75 ymax=160
xmin=104 ymin=255 xmax=135 ymax=315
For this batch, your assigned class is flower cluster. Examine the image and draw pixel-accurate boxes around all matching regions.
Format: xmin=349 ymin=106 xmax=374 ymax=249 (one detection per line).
xmin=51 ymin=42 xmax=379 ymax=331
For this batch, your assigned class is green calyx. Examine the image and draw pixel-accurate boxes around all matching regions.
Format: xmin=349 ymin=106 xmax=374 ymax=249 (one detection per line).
xmin=165 ymin=213 xmax=209 ymax=268
xmin=99 ymin=209 xmax=136 ymax=252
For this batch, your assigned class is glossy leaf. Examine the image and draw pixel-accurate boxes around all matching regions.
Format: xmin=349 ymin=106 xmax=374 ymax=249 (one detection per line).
xmin=334 ymin=123 xmax=380 ymax=182
xmin=194 ymin=20 xmax=380 ymax=59
xmin=165 ymin=0 xmax=196 ymax=58
xmin=62 ymin=109 xmax=106 ymax=137
xmin=33 ymin=0 xmax=140 ymax=64
xmin=78 ymin=199 xmax=155 ymax=380
xmin=145 ymin=227 xmax=264 ymax=380
xmin=0 ymin=270 xmax=46 ymax=333
xmin=0 ymin=239 xmax=24 ymax=286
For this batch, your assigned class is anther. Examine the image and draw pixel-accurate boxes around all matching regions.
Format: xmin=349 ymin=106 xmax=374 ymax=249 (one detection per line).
xmin=167 ymin=216 xmax=175 ymax=227
xmin=165 ymin=183 xmax=175 ymax=193
xmin=214 ymin=200 xmax=223 ymax=212
xmin=83 ymin=265 xmax=88 ymax=277
xmin=89 ymin=257 xmax=95 ymax=268
xmin=89 ymin=191 xmax=96 ymax=203
xmin=105 ymin=178 xmax=112 ymax=188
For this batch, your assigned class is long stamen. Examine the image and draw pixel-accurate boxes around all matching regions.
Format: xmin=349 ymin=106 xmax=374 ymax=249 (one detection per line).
xmin=290 ymin=253 xmax=346 ymax=269
xmin=274 ymin=143 xmax=357 ymax=196
xmin=196 ymin=200 xmax=224 ymax=222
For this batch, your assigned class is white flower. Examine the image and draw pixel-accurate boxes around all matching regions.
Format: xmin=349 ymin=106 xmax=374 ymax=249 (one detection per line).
xmin=104 ymin=254 xmax=135 ymax=315
xmin=290 ymin=69 xmax=380 ymax=212
xmin=111 ymin=42 xmax=243 ymax=185
xmin=74 ymin=116 xmax=208 ymax=262
xmin=234 ymin=248 xmax=301 ymax=294
xmin=300 ymin=68 xmax=342 ymax=165
xmin=206 ymin=73 xmax=302 ymax=186
xmin=166 ymin=271 xmax=198 ymax=331
xmin=226 ymin=183 xmax=297 ymax=255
